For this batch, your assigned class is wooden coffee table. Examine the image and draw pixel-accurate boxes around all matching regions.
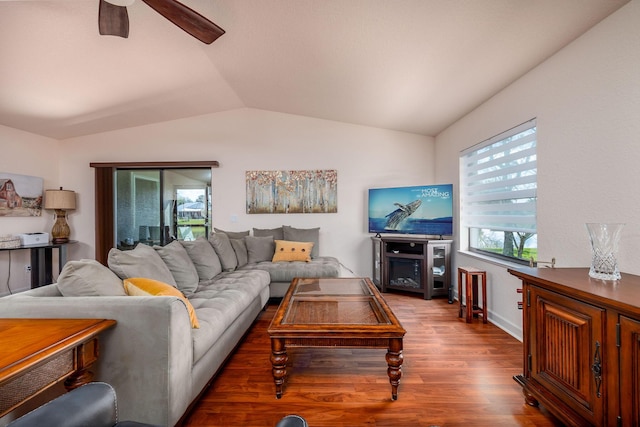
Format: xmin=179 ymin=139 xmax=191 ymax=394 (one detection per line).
xmin=268 ymin=277 xmax=406 ymax=400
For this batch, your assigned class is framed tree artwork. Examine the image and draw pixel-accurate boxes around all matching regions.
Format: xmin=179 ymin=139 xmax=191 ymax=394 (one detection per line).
xmin=246 ymin=170 xmax=337 ymax=214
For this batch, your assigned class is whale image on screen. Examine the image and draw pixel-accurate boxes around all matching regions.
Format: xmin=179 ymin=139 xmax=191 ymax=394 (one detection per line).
xmin=368 ymin=184 xmax=453 ymax=236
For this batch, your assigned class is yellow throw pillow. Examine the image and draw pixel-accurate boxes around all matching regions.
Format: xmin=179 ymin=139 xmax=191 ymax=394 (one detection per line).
xmin=272 ymin=240 xmax=313 ymax=263
xmin=123 ymin=278 xmax=200 ymax=328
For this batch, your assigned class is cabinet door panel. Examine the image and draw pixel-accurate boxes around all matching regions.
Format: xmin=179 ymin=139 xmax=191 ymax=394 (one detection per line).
xmin=530 ymin=286 xmax=605 ymax=424
xmin=620 ymin=315 xmax=640 ymax=426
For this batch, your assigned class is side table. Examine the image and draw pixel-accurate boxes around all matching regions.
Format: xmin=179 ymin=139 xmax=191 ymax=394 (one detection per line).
xmin=457 ymin=266 xmax=488 ymax=323
xmin=0 ymin=318 xmax=116 ymax=418
xmin=0 ymin=240 xmax=77 ymax=288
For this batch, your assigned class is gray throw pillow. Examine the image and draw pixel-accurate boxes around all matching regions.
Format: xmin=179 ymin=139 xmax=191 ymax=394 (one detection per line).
xmin=213 ymin=228 xmax=250 ymax=240
xmin=209 ymin=232 xmax=238 ymax=272
xmin=244 ymin=235 xmax=275 ymax=263
xmin=181 ymin=237 xmax=223 ymax=281
xmin=253 ymin=227 xmax=284 ymax=240
xmin=283 ymin=225 xmax=320 ymax=258
xmin=230 ymin=238 xmax=248 ymax=267
xmin=57 ymin=259 xmax=126 ymax=297
xmin=154 ymin=240 xmax=199 ymax=294
xmin=108 ymin=244 xmax=177 ymax=286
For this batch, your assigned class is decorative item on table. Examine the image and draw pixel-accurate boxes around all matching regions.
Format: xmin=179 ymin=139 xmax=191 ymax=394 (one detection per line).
xmin=0 ymin=235 xmax=21 ymax=249
xmin=586 ymin=223 xmax=624 ymax=281
xmin=44 ymin=187 xmax=76 ymax=243
xmin=17 ymin=232 xmax=49 ymax=246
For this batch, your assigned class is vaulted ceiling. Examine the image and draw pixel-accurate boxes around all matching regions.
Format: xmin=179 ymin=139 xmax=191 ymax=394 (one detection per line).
xmin=0 ymin=0 xmax=630 ymax=140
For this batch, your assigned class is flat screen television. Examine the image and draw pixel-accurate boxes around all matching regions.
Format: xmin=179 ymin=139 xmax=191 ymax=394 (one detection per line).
xmin=368 ymin=184 xmax=453 ymax=236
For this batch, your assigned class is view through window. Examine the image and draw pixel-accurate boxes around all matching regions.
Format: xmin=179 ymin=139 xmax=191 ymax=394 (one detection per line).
xmin=176 ymin=187 xmax=211 ymax=241
xmin=460 ymin=119 xmax=537 ymax=264
xmin=114 ymin=168 xmax=211 ymax=250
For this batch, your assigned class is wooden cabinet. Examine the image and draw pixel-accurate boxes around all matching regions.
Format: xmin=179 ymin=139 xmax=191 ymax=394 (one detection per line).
xmin=619 ymin=315 xmax=640 ymax=426
xmin=509 ymin=267 xmax=640 ymax=427
xmin=372 ymin=236 xmax=451 ymax=300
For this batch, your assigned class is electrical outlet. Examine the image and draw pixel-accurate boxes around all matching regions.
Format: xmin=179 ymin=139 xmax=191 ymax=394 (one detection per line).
xmin=24 ymin=265 xmax=32 ymax=273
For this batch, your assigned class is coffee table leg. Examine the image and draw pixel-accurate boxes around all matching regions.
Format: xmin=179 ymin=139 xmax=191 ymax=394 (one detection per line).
xmin=270 ymin=338 xmax=288 ymax=399
xmin=386 ymin=338 xmax=403 ymax=400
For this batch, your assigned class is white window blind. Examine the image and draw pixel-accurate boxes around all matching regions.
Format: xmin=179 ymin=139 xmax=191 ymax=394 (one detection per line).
xmin=460 ymin=119 xmax=537 ymax=234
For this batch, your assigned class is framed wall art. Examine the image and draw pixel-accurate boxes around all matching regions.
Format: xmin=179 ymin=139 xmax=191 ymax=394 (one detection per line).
xmin=246 ymin=170 xmax=337 ymax=214
xmin=0 ymin=172 xmax=44 ymax=217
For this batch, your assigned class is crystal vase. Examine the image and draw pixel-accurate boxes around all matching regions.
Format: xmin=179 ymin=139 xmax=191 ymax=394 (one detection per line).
xmin=586 ymin=223 xmax=624 ymax=280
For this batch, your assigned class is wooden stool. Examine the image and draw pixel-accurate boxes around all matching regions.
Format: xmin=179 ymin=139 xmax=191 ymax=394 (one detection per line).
xmin=457 ymin=267 xmax=487 ymax=323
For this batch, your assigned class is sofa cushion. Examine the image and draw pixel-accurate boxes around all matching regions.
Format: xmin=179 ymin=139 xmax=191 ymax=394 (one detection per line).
xmin=213 ymin=228 xmax=250 ymax=240
xmin=240 ymin=256 xmax=341 ymax=283
xmin=272 ymin=240 xmax=313 ymax=263
xmin=181 ymin=237 xmax=222 ymax=281
xmin=283 ymin=226 xmax=320 ymax=258
xmin=253 ymin=227 xmax=284 ymax=240
xmin=230 ymin=238 xmax=248 ymax=267
xmin=244 ymin=235 xmax=275 ymax=263
xmin=154 ymin=240 xmax=199 ymax=294
xmin=57 ymin=259 xmax=126 ymax=297
xmin=123 ymin=277 xmax=199 ymax=328
xmin=108 ymin=244 xmax=177 ymax=287
xmin=208 ymin=233 xmax=238 ymax=272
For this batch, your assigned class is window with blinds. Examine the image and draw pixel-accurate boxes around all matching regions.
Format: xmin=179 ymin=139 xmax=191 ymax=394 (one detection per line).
xmin=459 ymin=119 xmax=537 ymax=263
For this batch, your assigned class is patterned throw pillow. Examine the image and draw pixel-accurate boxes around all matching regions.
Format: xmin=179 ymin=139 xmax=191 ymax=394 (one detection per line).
xmin=272 ymin=240 xmax=314 ymax=262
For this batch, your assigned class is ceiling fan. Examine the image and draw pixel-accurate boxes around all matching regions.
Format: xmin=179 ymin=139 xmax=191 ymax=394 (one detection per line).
xmin=98 ymin=0 xmax=225 ymax=44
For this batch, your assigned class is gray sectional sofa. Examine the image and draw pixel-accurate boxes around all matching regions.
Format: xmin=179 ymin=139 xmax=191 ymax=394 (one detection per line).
xmin=0 ymin=226 xmax=341 ymax=427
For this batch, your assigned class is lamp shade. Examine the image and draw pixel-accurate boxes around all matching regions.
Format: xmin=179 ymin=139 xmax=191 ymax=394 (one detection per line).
xmin=44 ymin=188 xmax=76 ymax=210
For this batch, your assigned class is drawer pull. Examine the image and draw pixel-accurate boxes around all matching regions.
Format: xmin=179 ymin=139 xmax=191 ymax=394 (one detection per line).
xmin=591 ymin=341 xmax=602 ymax=398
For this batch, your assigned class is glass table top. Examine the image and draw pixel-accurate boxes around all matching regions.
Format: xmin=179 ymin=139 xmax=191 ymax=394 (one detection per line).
xmin=280 ymin=277 xmax=392 ymax=325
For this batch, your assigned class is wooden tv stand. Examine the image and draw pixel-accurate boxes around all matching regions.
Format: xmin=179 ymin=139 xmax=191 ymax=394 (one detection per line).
xmin=509 ymin=267 xmax=640 ymax=426
xmin=372 ymin=236 xmax=452 ymax=300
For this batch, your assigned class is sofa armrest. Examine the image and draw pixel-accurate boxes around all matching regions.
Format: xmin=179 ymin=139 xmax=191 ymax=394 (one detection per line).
xmin=0 ymin=294 xmax=193 ymax=426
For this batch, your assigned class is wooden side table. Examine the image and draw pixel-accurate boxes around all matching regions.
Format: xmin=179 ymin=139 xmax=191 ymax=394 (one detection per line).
xmin=457 ymin=267 xmax=488 ymax=323
xmin=0 ymin=318 xmax=116 ymax=417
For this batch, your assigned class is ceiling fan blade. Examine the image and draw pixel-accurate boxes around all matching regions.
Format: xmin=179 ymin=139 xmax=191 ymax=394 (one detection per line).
xmin=141 ymin=0 xmax=224 ymax=44
xmin=99 ymin=0 xmax=130 ymax=38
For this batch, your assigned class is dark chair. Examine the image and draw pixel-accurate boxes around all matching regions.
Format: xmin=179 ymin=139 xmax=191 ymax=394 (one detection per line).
xmin=7 ymin=382 xmax=159 ymax=427
xmin=276 ymin=414 xmax=308 ymax=427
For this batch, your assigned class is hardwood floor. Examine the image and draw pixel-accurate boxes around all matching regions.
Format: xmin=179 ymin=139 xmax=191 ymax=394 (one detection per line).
xmin=184 ymin=293 xmax=563 ymax=427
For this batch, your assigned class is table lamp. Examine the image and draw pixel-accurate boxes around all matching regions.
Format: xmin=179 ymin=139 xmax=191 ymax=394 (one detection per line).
xmin=44 ymin=187 xmax=76 ymax=243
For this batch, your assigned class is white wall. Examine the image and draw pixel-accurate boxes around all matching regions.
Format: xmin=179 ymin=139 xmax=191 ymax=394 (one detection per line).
xmin=435 ymin=0 xmax=640 ymax=339
xmin=0 ymin=125 xmax=61 ymax=295
xmin=4 ymin=1 xmax=637 ymax=339
xmin=59 ymin=108 xmax=435 ymax=279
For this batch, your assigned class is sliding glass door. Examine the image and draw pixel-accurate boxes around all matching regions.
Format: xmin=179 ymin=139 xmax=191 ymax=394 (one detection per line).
xmin=115 ymin=170 xmax=162 ymax=249
xmin=92 ymin=161 xmax=218 ymax=263
xmin=114 ymin=168 xmax=211 ymax=250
